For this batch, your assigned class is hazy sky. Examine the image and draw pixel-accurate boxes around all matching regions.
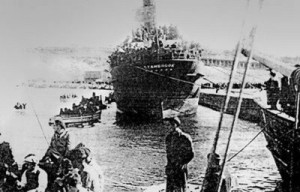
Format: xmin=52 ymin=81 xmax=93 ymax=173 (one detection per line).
xmin=0 ymin=0 xmax=299 ymax=84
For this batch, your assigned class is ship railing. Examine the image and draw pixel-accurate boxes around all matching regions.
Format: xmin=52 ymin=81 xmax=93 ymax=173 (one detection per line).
xmin=110 ymin=47 xmax=200 ymax=66
xmin=171 ymin=48 xmax=198 ymax=60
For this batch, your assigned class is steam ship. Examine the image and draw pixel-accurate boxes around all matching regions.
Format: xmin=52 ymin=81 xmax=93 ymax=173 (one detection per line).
xmin=108 ymin=0 xmax=203 ymax=119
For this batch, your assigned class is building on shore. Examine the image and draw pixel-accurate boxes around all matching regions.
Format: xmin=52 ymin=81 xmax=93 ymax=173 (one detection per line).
xmin=84 ymin=71 xmax=111 ymax=83
xmin=200 ymin=54 xmax=270 ymax=88
xmin=201 ymin=55 xmax=266 ymax=69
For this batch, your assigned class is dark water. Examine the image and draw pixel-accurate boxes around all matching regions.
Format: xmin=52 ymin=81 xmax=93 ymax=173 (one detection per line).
xmin=0 ymin=87 xmax=280 ymax=192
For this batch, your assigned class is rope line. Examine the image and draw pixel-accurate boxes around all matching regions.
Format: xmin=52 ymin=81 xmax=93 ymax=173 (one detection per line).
xmin=26 ymin=90 xmax=50 ymax=145
xmin=227 ymin=128 xmax=264 ymax=162
xmin=29 ymin=101 xmax=50 ymax=145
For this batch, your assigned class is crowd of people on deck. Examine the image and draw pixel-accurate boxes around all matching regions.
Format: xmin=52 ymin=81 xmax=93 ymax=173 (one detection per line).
xmin=0 ymin=117 xmax=104 ymax=192
xmin=108 ymin=25 xmax=203 ymax=68
xmin=59 ymin=92 xmax=106 ymax=116
xmin=14 ymin=103 xmax=27 ymax=110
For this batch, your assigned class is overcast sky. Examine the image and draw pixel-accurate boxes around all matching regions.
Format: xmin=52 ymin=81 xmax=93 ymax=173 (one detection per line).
xmin=0 ymin=0 xmax=299 ymax=84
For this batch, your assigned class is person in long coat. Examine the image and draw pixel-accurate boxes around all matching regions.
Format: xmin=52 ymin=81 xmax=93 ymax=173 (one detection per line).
xmin=44 ymin=117 xmax=71 ymax=163
xmin=165 ymin=117 xmax=194 ymax=192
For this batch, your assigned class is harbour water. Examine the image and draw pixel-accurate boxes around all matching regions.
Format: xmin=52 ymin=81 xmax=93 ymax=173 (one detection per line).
xmin=0 ymin=86 xmax=280 ymax=192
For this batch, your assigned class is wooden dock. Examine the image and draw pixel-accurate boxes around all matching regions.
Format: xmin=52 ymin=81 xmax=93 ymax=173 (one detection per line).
xmin=199 ymin=89 xmax=264 ymax=123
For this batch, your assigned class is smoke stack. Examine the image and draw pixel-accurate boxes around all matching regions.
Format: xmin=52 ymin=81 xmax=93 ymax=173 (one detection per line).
xmin=143 ymin=0 xmax=156 ymax=32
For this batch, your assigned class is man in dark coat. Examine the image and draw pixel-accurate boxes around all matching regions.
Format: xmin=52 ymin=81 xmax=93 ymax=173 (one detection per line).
xmin=44 ymin=117 xmax=71 ymax=163
xmin=40 ymin=118 xmax=71 ymax=190
xmin=265 ymin=70 xmax=280 ymax=109
xmin=165 ymin=117 xmax=194 ymax=192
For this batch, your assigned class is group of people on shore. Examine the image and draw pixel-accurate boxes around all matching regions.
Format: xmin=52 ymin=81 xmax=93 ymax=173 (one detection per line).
xmin=59 ymin=92 xmax=106 ymax=116
xmin=0 ymin=117 xmax=104 ymax=192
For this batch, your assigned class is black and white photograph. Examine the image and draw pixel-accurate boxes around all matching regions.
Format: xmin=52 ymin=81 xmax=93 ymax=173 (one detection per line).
xmin=0 ymin=0 xmax=299 ymax=191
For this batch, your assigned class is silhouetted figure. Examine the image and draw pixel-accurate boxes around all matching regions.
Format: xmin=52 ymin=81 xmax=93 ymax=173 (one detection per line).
xmin=165 ymin=117 xmax=194 ymax=192
xmin=265 ymin=71 xmax=280 ymax=110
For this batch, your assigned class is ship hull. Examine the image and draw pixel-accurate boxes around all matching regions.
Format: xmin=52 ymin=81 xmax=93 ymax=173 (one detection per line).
xmin=111 ymin=59 xmax=202 ymax=119
xmin=258 ymin=106 xmax=300 ymax=191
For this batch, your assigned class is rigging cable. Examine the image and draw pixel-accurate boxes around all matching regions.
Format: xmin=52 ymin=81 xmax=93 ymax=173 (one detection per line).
xmin=227 ymin=127 xmax=264 ymax=162
xmin=26 ymin=91 xmax=50 ymax=145
xmin=133 ymin=65 xmax=203 ymax=115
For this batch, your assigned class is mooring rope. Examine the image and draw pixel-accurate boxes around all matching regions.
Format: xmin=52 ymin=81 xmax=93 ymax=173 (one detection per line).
xmin=227 ymin=128 xmax=264 ymax=162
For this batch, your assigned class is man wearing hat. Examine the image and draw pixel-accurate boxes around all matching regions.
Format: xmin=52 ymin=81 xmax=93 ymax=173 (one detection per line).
xmin=17 ymin=154 xmax=48 ymax=192
xmin=44 ymin=117 xmax=71 ymax=163
xmin=165 ymin=117 xmax=194 ymax=192
xmin=265 ymin=69 xmax=281 ymax=110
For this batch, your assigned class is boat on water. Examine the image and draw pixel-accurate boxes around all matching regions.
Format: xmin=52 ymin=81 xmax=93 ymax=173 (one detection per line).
xmin=243 ymin=50 xmax=300 ymax=191
xmin=14 ymin=102 xmax=27 ymax=114
xmin=108 ymin=0 xmax=203 ymax=120
xmin=49 ymin=111 xmax=102 ymax=128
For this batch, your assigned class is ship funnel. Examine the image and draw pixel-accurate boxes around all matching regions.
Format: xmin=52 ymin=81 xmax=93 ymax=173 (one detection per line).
xmin=136 ymin=0 xmax=156 ymax=32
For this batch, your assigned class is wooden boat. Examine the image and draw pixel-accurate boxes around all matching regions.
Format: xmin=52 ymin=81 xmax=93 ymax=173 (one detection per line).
xmin=243 ymin=50 xmax=300 ymax=191
xmin=49 ymin=111 xmax=102 ymax=128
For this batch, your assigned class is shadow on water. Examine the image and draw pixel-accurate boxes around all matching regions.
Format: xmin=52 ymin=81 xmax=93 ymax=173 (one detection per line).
xmin=115 ymin=111 xmax=164 ymax=127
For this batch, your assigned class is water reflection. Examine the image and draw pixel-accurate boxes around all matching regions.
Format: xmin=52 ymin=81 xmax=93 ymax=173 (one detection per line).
xmin=96 ymin=104 xmax=279 ymax=192
xmin=1 ymin=88 xmax=280 ymax=192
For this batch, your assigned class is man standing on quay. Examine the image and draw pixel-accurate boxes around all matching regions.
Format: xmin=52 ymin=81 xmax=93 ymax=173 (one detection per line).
xmin=165 ymin=117 xmax=194 ymax=192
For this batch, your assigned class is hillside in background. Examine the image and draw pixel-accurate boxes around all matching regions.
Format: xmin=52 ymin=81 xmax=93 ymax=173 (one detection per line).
xmin=29 ymin=47 xmax=112 ymax=81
